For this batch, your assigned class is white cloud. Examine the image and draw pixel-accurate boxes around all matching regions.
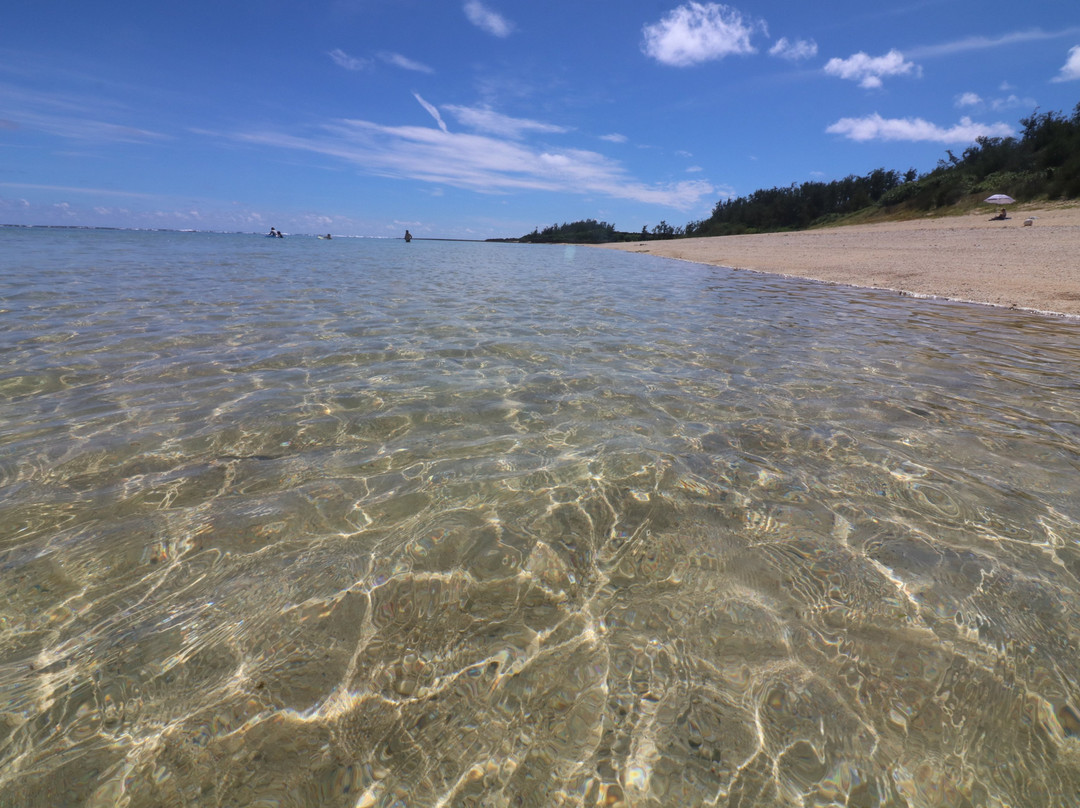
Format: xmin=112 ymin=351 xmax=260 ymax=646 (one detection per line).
xmin=769 ymin=37 xmax=817 ymax=61
xmin=329 ymin=49 xmax=369 ymax=71
xmin=826 ymin=113 xmax=1014 ymax=143
xmin=642 ymin=3 xmax=763 ymax=67
xmin=600 ymin=133 xmax=628 ymax=144
xmin=956 ymin=91 xmax=1037 ymax=111
xmin=823 ymin=49 xmax=918 ymax=89
xmin=444 ymin=105 xmax=569 ymax=138
xmin=227 ymin=114 xmax=714 ymax=210
xmin=413 ymin=93 xmax=448 ymax=133
xmin=378 ymin=52 xmax=434 ymax=74
xmin=1052 ymin=45 xmax=1080 ymax=82
xmin=991 ymin=93 xmax=1036 ymax=111
xmin=464 ymin=1 xmax=512 ymax=38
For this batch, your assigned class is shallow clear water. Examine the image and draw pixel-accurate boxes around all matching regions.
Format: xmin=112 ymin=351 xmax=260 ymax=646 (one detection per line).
xmin=2 ymin=227 xmax=1080 ymax=807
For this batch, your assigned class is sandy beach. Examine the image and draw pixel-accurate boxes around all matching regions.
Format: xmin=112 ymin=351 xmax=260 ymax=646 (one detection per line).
xmin=598 ymin=204 xmax=1080 ymax=317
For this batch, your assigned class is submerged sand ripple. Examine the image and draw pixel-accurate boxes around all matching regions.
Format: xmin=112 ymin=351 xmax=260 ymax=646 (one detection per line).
xmin=3 ymin=231 xmax=1080 ymax=806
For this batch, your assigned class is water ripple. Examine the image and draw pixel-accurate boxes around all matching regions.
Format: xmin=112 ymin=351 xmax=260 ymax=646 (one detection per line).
xmin=2 ymin=231 xmax=1080 ymax=805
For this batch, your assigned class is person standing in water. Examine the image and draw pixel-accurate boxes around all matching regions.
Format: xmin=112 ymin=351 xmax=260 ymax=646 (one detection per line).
xmin=404 ymin=230 xmax=412 ymax=242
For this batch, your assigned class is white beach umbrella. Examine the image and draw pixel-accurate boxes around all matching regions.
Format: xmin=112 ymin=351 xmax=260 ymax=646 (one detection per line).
xmin=984 ymin=194 xmax=1015 ymax=204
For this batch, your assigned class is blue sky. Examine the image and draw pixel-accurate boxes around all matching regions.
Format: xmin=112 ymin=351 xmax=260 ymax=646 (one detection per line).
xmin=2 ymin=1 xmax=1078 ymax=238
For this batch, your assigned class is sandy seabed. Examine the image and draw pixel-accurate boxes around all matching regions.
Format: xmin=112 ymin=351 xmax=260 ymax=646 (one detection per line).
xmin=598 ymin=204 xmax=1080 ymax=317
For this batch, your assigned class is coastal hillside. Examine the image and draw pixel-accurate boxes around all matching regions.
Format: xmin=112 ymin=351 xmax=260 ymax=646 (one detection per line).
xmin=517 ymin=103 xmax=1080 ymax=243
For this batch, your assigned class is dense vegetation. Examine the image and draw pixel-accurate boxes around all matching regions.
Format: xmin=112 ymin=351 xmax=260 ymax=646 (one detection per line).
xmin=516 ymin=103 xmax=1080 ymax=243
xmin=517 ymin=219 xmax=622 ymax=243
xmin=515 ymin=218 xmax=686 ymax=243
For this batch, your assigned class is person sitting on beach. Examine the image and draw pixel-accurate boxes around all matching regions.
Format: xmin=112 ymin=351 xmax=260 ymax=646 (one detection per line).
xmin=990 ymin=209 xmax=1008 ymax=221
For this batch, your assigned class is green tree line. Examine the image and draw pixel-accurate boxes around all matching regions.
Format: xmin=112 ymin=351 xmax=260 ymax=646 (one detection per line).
xmin=517 ymin=219 xmax=623 ymax=243
xmin=515 ymin=218 xmax=687 ymax=243
xmin=517 ymin=103 xmax=1080 ymax=243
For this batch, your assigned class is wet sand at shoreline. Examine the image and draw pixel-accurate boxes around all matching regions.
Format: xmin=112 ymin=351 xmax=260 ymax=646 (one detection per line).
xmin=597 ymin=205 xmax=1080 ymax=316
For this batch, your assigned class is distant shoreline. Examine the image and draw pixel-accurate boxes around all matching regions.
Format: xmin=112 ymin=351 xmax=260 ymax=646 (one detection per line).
xmin=0 ymin=224 xmax=508 ymax=243
xmin=596 ymin=204 xmax=1080 ymax=318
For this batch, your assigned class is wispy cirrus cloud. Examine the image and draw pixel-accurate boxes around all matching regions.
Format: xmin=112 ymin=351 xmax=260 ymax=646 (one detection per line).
xmin=464 ymin=1 xmax=513 ymax=38
xmin=0 ymin=182 xmax=157 ymax=198
xmin=444 ymin=104 xmax=569 ymax=138
xmin=826 ymin=113 xmax=1013 ymax=143
xmin=0 ymin=81 xmax=168 ymax=143
xmin=331 ymin=48 xmax=433 ymax=73
xmin=378 ymin=52 xmax=434 ymax=74
xmin=642 ymin=2 xmax=764 ymax=67
xmin=823 ymin=49 xmax=919 ymax=89
xmin=329 ymin=48 xmax=370 ymax=71
xmin=413 ymin=93 xmax=448 ymax=133
xmin=906 ymin=27 xmax=1080 ymax=60
xmin=769 ymin=37 xmax=817 ymax=61
xmin=9 ymin=114 xmax=166 ymax=143
xmin=222 ymin=104 xmax=713 ymax=210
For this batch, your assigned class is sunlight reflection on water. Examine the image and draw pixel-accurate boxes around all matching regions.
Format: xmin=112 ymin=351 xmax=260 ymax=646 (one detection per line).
xmin=2 ymin=229 xmax=1080 ymax=806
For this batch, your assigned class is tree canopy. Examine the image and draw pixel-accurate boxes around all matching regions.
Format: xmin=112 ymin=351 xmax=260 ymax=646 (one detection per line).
xmin=517 ymin=219 xmax=622 ymax=244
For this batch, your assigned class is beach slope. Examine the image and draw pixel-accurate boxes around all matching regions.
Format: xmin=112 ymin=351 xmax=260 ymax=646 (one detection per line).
xmin=597 ymin=205 xmax=1080 ymax=316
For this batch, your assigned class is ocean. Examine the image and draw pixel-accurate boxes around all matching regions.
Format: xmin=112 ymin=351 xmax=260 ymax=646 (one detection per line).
xmin=2 ymin=226 xmax=1080 ymax=806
